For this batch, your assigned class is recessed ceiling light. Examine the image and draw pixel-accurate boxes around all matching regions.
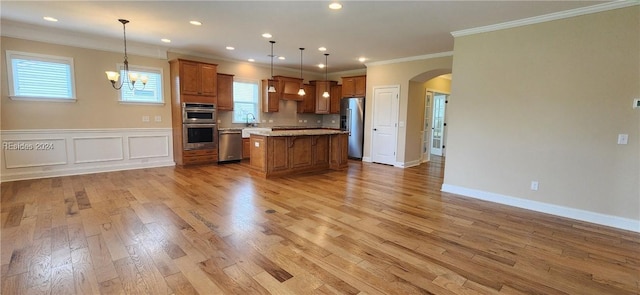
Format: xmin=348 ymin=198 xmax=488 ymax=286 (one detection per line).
xmin=358 ymin=57 xmax=366 ymax=62
xmin=43 ymin=16 xmax=58 ymax=22
xmin=278 ymin=56 xmax=285 ymax=60
xmin=161 ymin=38 xmax=171 ymax=43
xmin=226 ymin=46 xmax=235 ymax=50
xmin=318 ymin=64 xmax=325 ymax=68
xmin=329 ymin=2 xmax=342 ymax=10
xmin=189 ymin=20 xmax=202 ymax=26
xmin=318 ymin=47 xmax=327 ymax=52
xmin=248 ymin=58 xmax=255 ymax=62
xmin=262 ymin=33 xmax=272 ymax=38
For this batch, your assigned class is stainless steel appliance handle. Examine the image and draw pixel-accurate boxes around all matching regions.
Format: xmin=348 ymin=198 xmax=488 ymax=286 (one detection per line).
xmin=346 ymin=108 xmax=352 ymax=136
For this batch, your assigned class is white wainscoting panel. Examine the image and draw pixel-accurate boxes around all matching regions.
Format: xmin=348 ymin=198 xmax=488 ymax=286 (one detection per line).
xmin=3 ymin=138 xmax=67 ymax=168
xmin=1 ymin=128 xmax=174 ymax=182
xmin=73 ymin=136 xmax=124 ymax=164
xmin=128 ymin=135 xmax=170 ymax=159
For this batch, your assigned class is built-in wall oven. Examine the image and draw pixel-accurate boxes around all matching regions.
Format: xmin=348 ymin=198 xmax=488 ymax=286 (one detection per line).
xmin=182 ymin=103 xmax=217 ymax=150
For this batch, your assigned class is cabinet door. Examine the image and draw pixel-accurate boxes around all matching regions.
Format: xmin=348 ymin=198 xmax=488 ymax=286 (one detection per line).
xmin=342 ymin=77 xmax=355 ymax=97
xmin=289 ymin=136 xmax=313 ymax=169
xmin=297 ymin=84 xmax=316 ymax=113
xmin=268 ymin=137 xmax=289 ymax=172
xmin=354 ymin=76 xmax=366 ymax=97
xmin=330 ymin=85 xmax=342 ymax=114
xmin=242 ymin=138 xmax=250 ymax=159
xmin=315 ymin=81 xmax=330 ymax=114
xmin=181 ymin=61 xmax=200 ymax=95
xmin=217 ymin=74 xmax=234 ymax=111
xmin=330 ymin=133 xmax=348 ymax=169
xmin=313 ymin=135 xmax=329 ymax=167
xmin=200 ymin=64 xmax=218 ymax=97
xmin=250 ymin=136 xmax=266 ymax=172
xmin=262 ymin=79 xmax=279 ymax=112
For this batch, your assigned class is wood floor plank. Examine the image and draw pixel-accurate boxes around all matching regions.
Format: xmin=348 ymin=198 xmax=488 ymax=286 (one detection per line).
xmin=1 ymin=157 xmax=638 ymax=295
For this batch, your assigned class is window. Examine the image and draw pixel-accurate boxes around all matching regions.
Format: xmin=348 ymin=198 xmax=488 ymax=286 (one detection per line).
xmin=232 ymin=79 xmax=260 ymax=124
xmin=6 ymin=50 xmax=76 ymax=101
xmin=118 ymin=65 xmax=164 ymax=104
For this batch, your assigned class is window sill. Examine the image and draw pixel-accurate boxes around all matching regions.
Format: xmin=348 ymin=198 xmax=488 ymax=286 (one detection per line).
xmin=118 ymin=101 xmax=165 ymax=106
xmin=10 ymin=96 xmax=76 ymax=103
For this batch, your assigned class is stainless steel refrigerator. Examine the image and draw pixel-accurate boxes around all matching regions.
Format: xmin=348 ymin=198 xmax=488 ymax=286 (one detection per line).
xmin=340 ymin=97 xmax=365 ymax=159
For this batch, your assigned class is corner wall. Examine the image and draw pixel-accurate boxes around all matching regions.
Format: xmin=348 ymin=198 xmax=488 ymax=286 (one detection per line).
xmin=444 ymin=6 xmax=640 ymax=231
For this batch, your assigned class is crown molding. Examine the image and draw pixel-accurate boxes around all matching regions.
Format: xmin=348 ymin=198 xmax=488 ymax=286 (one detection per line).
xmin=365 ymin=51 xmax=454 ymax=67
xmin=0 ymin=20 xmax=168 ymax=59
xmin=451 ymin=1 xmax=639 ymax=38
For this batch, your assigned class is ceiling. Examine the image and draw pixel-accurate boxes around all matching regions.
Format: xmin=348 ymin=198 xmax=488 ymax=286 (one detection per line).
xmin=0 ymin=1 xmax=607 ymax=73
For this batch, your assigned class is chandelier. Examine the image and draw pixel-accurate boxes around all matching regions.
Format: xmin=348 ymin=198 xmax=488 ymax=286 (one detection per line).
xmin=105 ymin=19 xmax=147 ymax=90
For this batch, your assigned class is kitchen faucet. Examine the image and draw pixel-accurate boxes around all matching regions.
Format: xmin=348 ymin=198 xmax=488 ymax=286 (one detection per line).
xmin=246 ymin=113 xmax=257 ymax=127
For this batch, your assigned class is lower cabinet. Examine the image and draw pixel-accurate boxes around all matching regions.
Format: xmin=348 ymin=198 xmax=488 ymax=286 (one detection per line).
xmin=182 ymin=149 xmax=218 ymax=165
xmin=242 ymin=138 xmax=250 ymax=159
xmin=250 ymin=133 xmax=347 ymax=177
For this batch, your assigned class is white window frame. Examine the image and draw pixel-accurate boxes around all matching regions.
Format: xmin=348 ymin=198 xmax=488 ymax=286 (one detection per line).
xmin=5 ymin=50 xmax=77 ymax=102
xmin=231 ymin=78 xmax=261 ymax=124
xmin=116 ymin=64 xmax=164 ymax=105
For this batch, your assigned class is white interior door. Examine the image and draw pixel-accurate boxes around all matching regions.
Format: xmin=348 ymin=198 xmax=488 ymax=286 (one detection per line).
xmin=430 ymin=93 xmax=446 ymax=156
xmin=371 ymin=86 xmax=399 ymax=165
xmin=421 ymin=91 xmax=432 ymax=162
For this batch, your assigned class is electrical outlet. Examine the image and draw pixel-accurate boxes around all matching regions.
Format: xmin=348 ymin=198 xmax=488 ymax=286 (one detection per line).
xmin=303 ymin=120 xmax=307 ymax=123
xmin=142 ymin=116 xmax=150 ymax=122
xmin=530 ymin=181 xmax=539 ymax=191
xmin=298 ymin=120 xmax=303 ymax=123
xmin=617 ymin=134 xmax=629 ymax=145
xmin=269 ymin=119 xmax=273 ymax=123
xmin=154 ymin=115 xmax=161 ymax=122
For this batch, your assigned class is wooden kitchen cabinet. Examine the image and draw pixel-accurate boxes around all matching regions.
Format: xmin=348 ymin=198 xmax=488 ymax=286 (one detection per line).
xmin=262 ymin=79 xmax=279 ymax=112
xmin=249 ymin=132 xmax=346 ymax=177
xmin=297 ymin=84 xmax=316 ymax=113
xmin=330 ymin=84 xmax=342 ymax=114
xmin=169 ymin=59 xmax=219 ymax=165
xmin=217 ymin=73 xmax=234 ymax=111
xmin=342 ymin=75 xmax=366 ymax=98
xmin=312 ymin=135 xmax=329 ymax=166
xmin=330 ymin=133 xmax=348 ymax=170
xmin=171 ymin=59 xmax=218 ymax=103
xmin=242 ymin=138 xmax=250 ymax=159
xmin=311 ymin=80 xmax=338 ymax=114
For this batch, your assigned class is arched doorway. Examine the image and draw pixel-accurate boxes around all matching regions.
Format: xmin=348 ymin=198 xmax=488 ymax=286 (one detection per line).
xmin=408 ymin=70 xmax=451 ymax=164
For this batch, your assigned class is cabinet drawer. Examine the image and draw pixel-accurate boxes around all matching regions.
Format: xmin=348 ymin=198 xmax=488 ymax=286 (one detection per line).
xmin=183 ymin=155 xmax=217 ymax=165
xmin=184 ymin=149 xmax=217 ymax=157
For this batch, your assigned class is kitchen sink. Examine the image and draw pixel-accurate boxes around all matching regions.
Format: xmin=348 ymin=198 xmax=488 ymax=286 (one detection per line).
xmin=242 ymin=127 xmax=272 ymax=138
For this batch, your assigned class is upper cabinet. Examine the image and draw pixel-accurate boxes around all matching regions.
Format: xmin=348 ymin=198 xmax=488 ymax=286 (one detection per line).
xmin=297 ymin=84 xmax=316 ymax=113
xmin=330 ymin=84 xmax=342 ymax=114
xmin=311 ymin=80 xmax=338 ymax=114
xmin=342 ymin=75 xmax=366 ymax=98
xmin=262 ymin=79 xmax=279 ymax=112
xmin=217 ymin=73 xmax=234 ymax=111
xmin=274 ymin=75 xmax=304 ymax=101
xmin=170 ymin=59 xmax=218 ymax=103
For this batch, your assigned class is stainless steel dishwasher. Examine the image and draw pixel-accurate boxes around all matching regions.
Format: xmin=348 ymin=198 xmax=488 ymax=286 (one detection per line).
xmin=218 ymin=129 xmax=242 ymax=162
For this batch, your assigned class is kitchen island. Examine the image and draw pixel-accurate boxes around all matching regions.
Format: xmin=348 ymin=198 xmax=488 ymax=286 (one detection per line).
xmin=249 ymin=129 xmax=348 ymax=178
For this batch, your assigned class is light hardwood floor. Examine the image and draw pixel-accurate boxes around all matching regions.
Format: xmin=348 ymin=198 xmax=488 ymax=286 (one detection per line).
xmin=1 ymin=157 xmax=639 ymax=294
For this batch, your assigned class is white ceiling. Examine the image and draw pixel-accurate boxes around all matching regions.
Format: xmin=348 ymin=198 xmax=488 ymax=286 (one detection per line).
xmin=0 ymin=1 xmax=607 ymax=73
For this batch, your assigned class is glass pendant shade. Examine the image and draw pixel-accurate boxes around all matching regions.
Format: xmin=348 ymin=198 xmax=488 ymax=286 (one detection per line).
xmin=322 ymin=53 xmax=330 ymax=98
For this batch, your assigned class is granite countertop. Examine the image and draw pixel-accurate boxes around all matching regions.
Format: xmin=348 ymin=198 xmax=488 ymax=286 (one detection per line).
xmin=251 ymin=129 xmax=347 ymax=137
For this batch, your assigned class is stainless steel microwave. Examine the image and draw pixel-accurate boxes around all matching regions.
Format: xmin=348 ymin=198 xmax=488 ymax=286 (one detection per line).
xmin=182 ymin=102 xmax=216 ymax=124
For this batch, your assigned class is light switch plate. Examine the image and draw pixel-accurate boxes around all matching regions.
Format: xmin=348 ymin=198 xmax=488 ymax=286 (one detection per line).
xmin=254 ymin=142 xmax=259 ymax=147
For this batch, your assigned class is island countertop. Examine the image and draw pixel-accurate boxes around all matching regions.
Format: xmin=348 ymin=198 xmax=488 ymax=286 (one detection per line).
xmin=250 ymin=129 xmax=347 ymax=137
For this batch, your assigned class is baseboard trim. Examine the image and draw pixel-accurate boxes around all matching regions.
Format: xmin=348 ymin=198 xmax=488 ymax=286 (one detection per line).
xmin=2 ymin=160 xmax=175 ymax=182
xmin=395 ymin=159 xmax=421 ymax=168
xmin=441 ymin=184 xmax=639 ymax=233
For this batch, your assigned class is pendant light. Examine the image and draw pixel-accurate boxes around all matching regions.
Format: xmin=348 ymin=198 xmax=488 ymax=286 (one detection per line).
xmin=322 ymin=53 xmax=330 ymax=98
xmin=268 ymin=41 xmax=276 ymax=93
xmin=105 ymin=19 xmax=147 ymax=90
xmin=297 ymin=48 xmax=306 ymax=96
